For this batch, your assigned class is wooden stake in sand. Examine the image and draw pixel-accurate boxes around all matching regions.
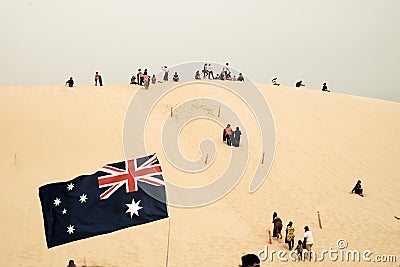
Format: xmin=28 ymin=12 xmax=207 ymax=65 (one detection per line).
xmin=217 ymin=106 xmax=221 ymax=117
xmin=317 ymin=211 xmax=322 ymax=229
xmin=267 ymin=229 xmax=272 ymax=244
xmin=261 ymin=152 xmax=265 ymax=164
xmin=204 ymin=154 xmax=209 ymax=165
xmin=170 ymin=107 xmax=173 ymax=117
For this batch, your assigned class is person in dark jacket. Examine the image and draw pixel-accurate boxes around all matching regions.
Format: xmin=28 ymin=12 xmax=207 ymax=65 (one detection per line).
xmin=65 ymin=77 xmax=74 ymax=87
xmin=351 ymin=179 xmax=364 ymax=197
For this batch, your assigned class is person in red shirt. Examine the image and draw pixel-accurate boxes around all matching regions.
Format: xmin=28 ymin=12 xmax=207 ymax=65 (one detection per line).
xmin=225 ymin=124 xmax=233 ymax=146
xmin=94 ymin=72 xmax=100 ymax=86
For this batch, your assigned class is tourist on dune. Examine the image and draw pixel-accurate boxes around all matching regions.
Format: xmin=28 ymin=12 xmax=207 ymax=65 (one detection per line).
xmin=272 ymin=212 xmax=283 ymax=239
xmin=303 ymin=226 xmax=314 ymax=261
xmin=232 ymin=126 xmax=241 ymax=147
xmin=351 ymin=179 xmax=364 ymax=197
xmin=322 ymin=82 xmax=330 ymax=92
xmin=224 ymin=124 xmax=233 ymax=146
xmin=285 ymin=221 xmax=295 ymax=250
xmin=272 ymin=77 xmax=280 ymax=86
xmin=65 ymin=77 xmax=74 ymax=88
xmin=162 ymin=65 xmax=169 ymax=82
xmin=295 ymin=80 xmax=305 ymax=87
xmin=173 ymin=72 xmax=179 ymax=82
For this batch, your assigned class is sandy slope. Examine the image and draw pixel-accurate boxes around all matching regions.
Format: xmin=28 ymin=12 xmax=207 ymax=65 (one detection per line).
xmin=0 ymin=82 xmax=399 ymax=266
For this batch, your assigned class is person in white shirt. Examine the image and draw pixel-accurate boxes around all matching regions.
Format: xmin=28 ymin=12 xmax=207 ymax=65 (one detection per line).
xmin=222 ymin=62 xmax=231 ymax=79
xmin=161 ymin=66 xmax=169 ymax=82
xmin=303 ymin=226 xmax=314 ymax=261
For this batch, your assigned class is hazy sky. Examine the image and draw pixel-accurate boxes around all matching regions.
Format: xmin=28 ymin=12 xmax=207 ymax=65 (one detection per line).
xmin=1 ymin=0 xmax=399 ymax=102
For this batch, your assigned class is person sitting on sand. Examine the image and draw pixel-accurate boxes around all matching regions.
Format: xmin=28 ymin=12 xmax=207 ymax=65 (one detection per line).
xmin=173 ymin=72 xmax=179 ymax=82
xmin=272 ymin=77 xmax=280 ymax=86
xmin=195 ymin=70 xmax=201 ymax=80
xmin=272 ymin=212 xmax=283 ymax=239
xmin=130 ymin=75 xmax=137 ymax=84
xmin=65 ymin=77 xmax=74 ymax=87
xmin=151 ymin=74 xmax=157 ymax=84
xmin=219 ymin=70 xmax=225 ymax=80
xmin=295 ymin=80 xmax=305 ymax=88
xmin=240 ymin=254 xmax=260 ymax=267
xmin=351 ymin=179 xmax=364 ymax=197
xmin=322 ymin=82 xmax=330 ymax=92
xmin=237 ymin=73 xmax=244 ymax=81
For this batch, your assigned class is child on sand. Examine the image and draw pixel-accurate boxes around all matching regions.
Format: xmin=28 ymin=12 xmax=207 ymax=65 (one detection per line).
xmin=195 ymin=70 xmax=201 ymax=80
xmin=295 ymin=240 xmax=303 ymax=260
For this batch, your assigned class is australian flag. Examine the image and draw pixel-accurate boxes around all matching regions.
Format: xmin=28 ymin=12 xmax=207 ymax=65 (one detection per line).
xmin=39 ymin=154 xmax=169 ymax=248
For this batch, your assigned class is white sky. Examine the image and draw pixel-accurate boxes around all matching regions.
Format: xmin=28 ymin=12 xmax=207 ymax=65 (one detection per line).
xmin=1 ymin=0 xmax=399 ymax=102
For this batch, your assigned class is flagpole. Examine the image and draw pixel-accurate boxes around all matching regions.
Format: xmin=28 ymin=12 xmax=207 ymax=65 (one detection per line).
xmin=166 ymin=217 xmax=171 ymax=267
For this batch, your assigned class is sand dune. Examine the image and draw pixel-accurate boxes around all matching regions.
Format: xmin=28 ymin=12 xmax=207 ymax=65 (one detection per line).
xmin=0 ymin=82 xmax=399 ymax=266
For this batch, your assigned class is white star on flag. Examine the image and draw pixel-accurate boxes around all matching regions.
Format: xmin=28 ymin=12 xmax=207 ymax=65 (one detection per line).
xmin=67 ymin=183 xmax=75 ymax=191
xmin=67 ymin=225 xmax=75 ymax=234
xmin=79 ymin=194 xmax=88 ymax=203
xmin=125 ymin=198 xmax=143 ymax=218
xmin=53 ymin=198 xmax=61 ymax=206
xmin=62 ymin=208 xmax=67 ymax=214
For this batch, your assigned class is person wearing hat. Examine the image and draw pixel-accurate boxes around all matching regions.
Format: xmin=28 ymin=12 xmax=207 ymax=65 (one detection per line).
xmin=303 ymin=226 xmax=314 ymax=261
xmin=240 ymin=254 xmax=260 ymax=267
xmin=351 ymin=179 xmax=364 ymax=197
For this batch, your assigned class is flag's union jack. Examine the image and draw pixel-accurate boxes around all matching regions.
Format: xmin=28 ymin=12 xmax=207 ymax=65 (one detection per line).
xmin=98 ymin=154 xmax=165 ymax=200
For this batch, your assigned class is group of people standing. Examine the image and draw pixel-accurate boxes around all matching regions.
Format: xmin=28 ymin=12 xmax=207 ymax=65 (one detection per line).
xmin=223 ymin=124 xmax=241 ymax=147
xmin=272 ymin=212 xmax=314 ymax=261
